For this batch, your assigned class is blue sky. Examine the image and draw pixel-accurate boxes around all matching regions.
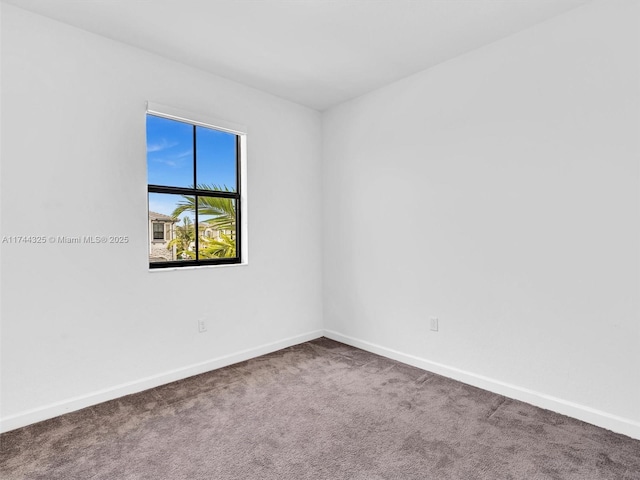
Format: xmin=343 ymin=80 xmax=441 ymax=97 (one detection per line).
xmin=147 ymin=114 xmax=237 ymax=218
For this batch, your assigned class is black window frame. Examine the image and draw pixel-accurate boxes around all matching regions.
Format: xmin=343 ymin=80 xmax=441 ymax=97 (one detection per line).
xmin=147 ymin=114 xmax=242 ymax=269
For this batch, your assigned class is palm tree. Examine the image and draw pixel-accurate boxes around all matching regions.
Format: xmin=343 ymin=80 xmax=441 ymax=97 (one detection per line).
xmin=167 ymin=216 xmax=196 ymax=259
xmin=171 ymin=185 xmax=236 ymax=258
xmin=199 ymin=232 xmax=236 ymax=259
xmin=172 ymin=185 xmax=236 ymax=231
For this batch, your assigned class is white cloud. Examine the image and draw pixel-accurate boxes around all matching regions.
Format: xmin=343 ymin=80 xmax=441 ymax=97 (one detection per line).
xmin=147 ymin=138 xmax=178 ymax=152
xmin=153 ymin=159 xmax=178 ymax=167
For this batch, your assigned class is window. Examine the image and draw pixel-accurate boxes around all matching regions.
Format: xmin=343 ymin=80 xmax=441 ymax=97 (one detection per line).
xmin=152 ymin=223 xmax=165 ymax=240
xmin=146 ymin=109 xmax=242 ymax=268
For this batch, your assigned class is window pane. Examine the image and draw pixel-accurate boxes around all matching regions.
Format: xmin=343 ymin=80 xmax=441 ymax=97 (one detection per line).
xmin=197 ymin=197 xmax=237 ymax=260
xmin=148 ymin=192 xmax=195 ymax=263
xmin=147 ymin=115 xmax=194 ymax=188
xmin=195 ymin=126 xmax=237 ymax=191
xmin=152 ymin=223 xmax=164 ymax=240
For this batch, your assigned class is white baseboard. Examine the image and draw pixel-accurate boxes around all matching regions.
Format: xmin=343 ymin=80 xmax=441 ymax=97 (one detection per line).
xmin=0 ymin=330 xmax=324 ymax=434
xmin=4 ymin=329 xmax=639 ymax=441
xmin=323 ymin=329 xmax=640 ymax=441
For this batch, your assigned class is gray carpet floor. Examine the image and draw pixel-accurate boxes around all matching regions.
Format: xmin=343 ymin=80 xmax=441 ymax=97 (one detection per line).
xmin=1 ymin=338 xmax=639 ymax=479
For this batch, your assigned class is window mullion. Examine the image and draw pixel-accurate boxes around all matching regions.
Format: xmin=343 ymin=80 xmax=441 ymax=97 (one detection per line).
xmin=236 ymin=135 xmax=241 ymax=262
xmin=193 ymin=125 xmax=199 ymax=261
xmin=148 ymin=185 xmax=199 ymax=195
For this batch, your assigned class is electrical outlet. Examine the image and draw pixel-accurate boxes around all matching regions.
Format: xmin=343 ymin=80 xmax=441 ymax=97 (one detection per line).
xmin=430 ymin=317 xmax=439 ymax=332
xmin=198 ymin=319 xmax=207 ymax=333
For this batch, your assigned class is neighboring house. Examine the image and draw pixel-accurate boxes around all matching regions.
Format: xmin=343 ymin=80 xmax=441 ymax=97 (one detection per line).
xmin=202 ymin=225 xmax=234 ymax=241
xmin=148 ymin=211 xmax=177 ymax=262
xmin=149 ymin=212 xmax=235 ymax=262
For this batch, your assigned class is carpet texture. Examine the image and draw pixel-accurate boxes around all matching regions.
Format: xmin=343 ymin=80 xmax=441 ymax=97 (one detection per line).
xmin=1 ymin=338 xmax=639 ymax=479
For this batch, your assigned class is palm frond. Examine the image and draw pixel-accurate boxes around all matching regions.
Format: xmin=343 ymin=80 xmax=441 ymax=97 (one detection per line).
xmin=198 ymin=232 xmax=236 ymax=258
xmin=171 ymin=185 xmax=237 ymax=236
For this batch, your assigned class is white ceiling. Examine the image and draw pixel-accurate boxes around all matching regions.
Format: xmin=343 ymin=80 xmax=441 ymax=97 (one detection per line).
xmin=2 ymin=0 xmax=590 ymax=111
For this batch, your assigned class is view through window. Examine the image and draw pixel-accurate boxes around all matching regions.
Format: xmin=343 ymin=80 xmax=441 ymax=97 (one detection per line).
xmin=147 ymin=114 xmax=241 ymax=268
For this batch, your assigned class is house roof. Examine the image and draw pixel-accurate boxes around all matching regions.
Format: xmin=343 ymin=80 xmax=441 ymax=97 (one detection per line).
xmin=149 ymin=211 xmax=176 ymax=222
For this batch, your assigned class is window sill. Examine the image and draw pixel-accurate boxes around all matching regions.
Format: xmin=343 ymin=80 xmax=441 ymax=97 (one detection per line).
xmin=148 ymin=262 xmax=248 ymax=273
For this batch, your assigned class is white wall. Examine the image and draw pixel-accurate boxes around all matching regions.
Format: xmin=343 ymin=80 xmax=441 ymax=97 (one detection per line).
xmin=323 ymin=0 xmax=640 ymax=438
xmin=0 ymin=4 xmax=323 ymax=430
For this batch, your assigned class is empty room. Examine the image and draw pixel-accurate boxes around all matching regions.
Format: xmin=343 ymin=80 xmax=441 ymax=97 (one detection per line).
xmin=1 ymin=0 xmax=639 ymax=478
